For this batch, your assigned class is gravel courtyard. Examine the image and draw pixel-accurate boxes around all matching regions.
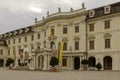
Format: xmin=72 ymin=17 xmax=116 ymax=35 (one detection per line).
xmin=0 ymin=68 xmax=120 ymax=80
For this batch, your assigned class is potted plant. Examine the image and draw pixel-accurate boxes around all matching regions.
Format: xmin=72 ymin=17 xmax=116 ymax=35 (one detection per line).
xmin=50 ymin=57 xmax=58 ymax=72
xmin=96 ymin=62 xmax=102 ymax=70
xmin=81 ymin=59 xmax=88 ymax=70
xmin=6 ymin=58 xmax=14 ymax=69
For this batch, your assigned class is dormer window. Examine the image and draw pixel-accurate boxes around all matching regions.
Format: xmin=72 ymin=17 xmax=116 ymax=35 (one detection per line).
xmin=19 ymin=30 xmax=23 ymax=34
xmin=104 ymin=6 xmax=111 ymax=14
xmin=89 ymin=10 xmax=95 ymax=18
xmin=14 ymin=31 xmax=17 ymax=35
xmin=25 ymin=28 xmax=29 ymax=33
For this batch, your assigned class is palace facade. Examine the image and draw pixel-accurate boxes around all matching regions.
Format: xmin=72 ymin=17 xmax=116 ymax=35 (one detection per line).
xmin=0 ymin=2 xmax=120 ymax=70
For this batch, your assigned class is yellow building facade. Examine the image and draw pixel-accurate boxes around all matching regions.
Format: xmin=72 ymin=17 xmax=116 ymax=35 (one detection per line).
xmin=0 ymin=2 xmax=120 ymax=70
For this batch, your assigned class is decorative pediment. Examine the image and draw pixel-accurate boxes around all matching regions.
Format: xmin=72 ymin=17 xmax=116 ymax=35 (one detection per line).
xmin=48 ymin=35 xmax=57 ymax=40
xmin=14 ymin=31 xmax=18 ymax=35
xmin=9 ymin=32 xmax=12 ymax=37
xmin=57 ymin=23 xmax=61 ymax=27
xmin=19 ymin=29 xmax=23 ymax=34
xmin=37 ymin=42 xmax=41 ymax=45
xmin=74 ymin=37 xmax=80 ymax=41
xmin=104 ymin=33 xmax=112 ymax=38
xmin=88 ymin=35 xmax=95 ymax=40
xmin=4 ymin=34 xmax=7 ymax=38
xmin=25 ymin=28 xmax=29 ymax=33
xmin=62 ymin=38 xmax=68 ymax=42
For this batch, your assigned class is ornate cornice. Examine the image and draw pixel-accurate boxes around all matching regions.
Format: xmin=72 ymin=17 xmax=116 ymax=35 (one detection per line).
xmin=34 ymin=8 xmax=86 ymax=27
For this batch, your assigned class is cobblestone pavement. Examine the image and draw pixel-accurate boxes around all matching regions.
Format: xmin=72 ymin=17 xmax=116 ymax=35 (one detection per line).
xmin=0 ymin=68 xmax=120 ymax=80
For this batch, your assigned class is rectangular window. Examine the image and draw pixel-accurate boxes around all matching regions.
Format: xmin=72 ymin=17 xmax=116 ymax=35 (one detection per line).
xmin=89 ymin=24 xmax=94 ymax=31
xmin=13 ymin=39 xmax=15 ymax=44
xmin=105 ymin=39 xmax=110 ymax=48
xmin=89 ymin=40 xmax=94 ymax=49
xmin=37 ymin=46 xmax=40 ymax=49
xmin=0 ymin=50 xmax=3 ymax=55
xmin=62 ymin=58 xmax=67 ymax=67
xmin=104 ymin=20 xmax=110 ymax=29
xmin=19 ymin=38 xmax=21 ymax=43
xmin=25 ymin=37 xmax=27 ymax=42
xmin=51 ymin=29 xmax=54 ymax=35
xmin=63 ymin=27 xmax=67 ymax=34
xmin=31 ymin=46 xmax=34 ymax=50
xmin=38 ymin=33 xmax=40 ymax=39
xmin=31 ymin=35 xmax=34 ymax=41
xmin=63 ymin=42 xmax=67 ymax=50
xmin=75 ymin=26 xmax=79 ymax=33
xmin=44 ymin=32 xmax=46 ymax=37
xmin=8 ymin=50 xmax=10 ymax=56
xmin=8 ymin=40 xmax=10 ymax=45
xmin=75 ymin=42 xmax=79 ymax=50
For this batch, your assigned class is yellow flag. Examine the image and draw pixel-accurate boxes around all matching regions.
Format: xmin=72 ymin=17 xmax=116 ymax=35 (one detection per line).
xmin=59 ymin=42 xmax=64 ymax=62
xmin=13 ymin=47 xmax=16 ymax=61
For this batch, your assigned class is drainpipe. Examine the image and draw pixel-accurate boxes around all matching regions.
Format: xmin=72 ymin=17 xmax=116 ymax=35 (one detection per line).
xmin=85 ymin=15 xmax=88 ymax=60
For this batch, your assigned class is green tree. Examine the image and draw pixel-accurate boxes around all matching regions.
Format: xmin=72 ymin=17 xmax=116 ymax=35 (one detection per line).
xmin=6 ymin=58 xmax=14 ymax=67
xmin=96 ymin=62 xmax=102 ymax=70
xmin=50 ymin=57 xmax=58 ymax=67
xmin=81 ymin=59 xmax=88 ymax=70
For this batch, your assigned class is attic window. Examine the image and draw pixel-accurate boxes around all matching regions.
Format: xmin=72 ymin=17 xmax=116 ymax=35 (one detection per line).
xmin=104 ymin=6 xmax=111 ymax=14
xmin=89 ymin=10 xmax=95 ymax=17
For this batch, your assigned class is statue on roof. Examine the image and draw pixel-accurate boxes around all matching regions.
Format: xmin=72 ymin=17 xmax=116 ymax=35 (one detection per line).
xmin=82 ymin=2 xmax=85 ymax=8
xmin=47 ymin=11 xmax=49 ymax=16
xmin=58 ymin=7 xmax=61 ymax=12
xmin=35 ymin=17 xmax=37 ymax=23
xmin=70 ymin=8 xmax=73 ymax=12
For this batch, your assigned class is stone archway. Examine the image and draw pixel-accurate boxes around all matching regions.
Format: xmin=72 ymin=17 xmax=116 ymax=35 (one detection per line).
xmin=104 ymin=56 xmax=112 ymax=70
xmin=88 ymin=56 xmax=96 ymax=67
xmin=38 ymin=55 xmax=44 ymax=69
xmin=0 ymin=59 xmax=4 ymax=67
xmin=74 ymin=57 xmax=80 ymax=70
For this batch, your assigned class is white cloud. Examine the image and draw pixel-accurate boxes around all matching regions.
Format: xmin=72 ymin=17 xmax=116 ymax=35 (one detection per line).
xmin=29 ymin=6 xmax=44 ymax=13
xmin=0 ymin=0 xmax=120 ymax=34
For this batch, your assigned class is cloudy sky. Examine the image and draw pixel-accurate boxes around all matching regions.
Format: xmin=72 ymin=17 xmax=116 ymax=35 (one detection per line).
xmin=0 ymin=0 xmax=120 ymax=34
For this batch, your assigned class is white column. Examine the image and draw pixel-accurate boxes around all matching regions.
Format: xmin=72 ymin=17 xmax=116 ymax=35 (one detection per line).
xmin=14 ymin=46 xmax=18 ymax=68
xmin=67 ymin=56 xmax=70 ymax=70
xmin=79 ymin=56 xmax=81 ymax=70
xmin=70 ymin=56 xmax=73 ymax=70
xmin=43 ymin=54 xmax=47 ymax=70
xmin=47 ymin=55 xmax=50 ymax=70
xmin=113 ymin=53 xmax=119 ymax=70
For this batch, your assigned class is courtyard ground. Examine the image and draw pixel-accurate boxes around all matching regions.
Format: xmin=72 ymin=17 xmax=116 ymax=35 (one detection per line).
xmin=0 ymin=68 xmax=120 ymax=80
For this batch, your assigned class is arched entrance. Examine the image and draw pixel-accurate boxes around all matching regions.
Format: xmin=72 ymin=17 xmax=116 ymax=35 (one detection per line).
xmin=88 ymin=57 xmax=96 ymax=67
xmin=104 ymin=56 xmax=112 ymax=70
xmin=0 ymin=59 xmax=4 ymax=67
xmin=74 ymin=57 xmax=80 ymax=70
xmin=38 ymin=55 xmax=44 ymax=69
